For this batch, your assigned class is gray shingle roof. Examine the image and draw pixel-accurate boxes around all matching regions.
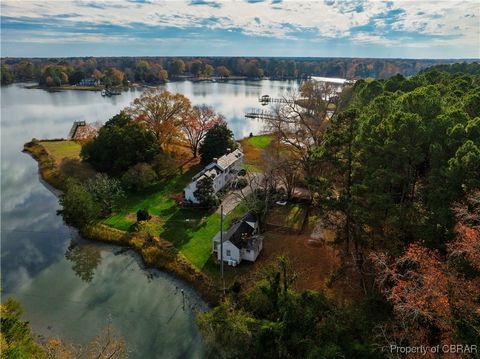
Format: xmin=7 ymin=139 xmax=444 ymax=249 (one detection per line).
xmin=216 ymin=149 xmax=243 ymax=170
xmin=191 ymin=149 xmax=243 ymax=182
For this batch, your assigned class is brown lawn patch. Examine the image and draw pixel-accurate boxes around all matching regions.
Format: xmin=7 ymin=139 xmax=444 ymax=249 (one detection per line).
xmin=238 ymin=136 xmax=268 ymax=172
xmin=208 ymin=209 xmax=364 ymax=303
xmin=39 ymin=140 xmax=81 ymax=164
xmin=265 ymin=203 xmax=307 ymax=233
xmin=39 ymin=140 xmax=96 ymax=181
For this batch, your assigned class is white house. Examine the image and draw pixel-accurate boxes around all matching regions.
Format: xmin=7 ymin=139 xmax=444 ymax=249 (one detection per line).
xmin=78 ymin=77 xmax=100 ymax=86
xmin=212 ymin=213 xmax=263 ymax=265
xmin=184 ymin=148 xmax=244 ymax=204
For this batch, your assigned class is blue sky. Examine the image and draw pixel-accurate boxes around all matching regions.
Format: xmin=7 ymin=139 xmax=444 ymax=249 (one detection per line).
xmin=1 ymin=0 xmax=479 ymax=58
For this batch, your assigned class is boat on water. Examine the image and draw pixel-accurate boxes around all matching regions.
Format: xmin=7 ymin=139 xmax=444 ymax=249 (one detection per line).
xmin=101 ymin=88 xmax=121 ymax=97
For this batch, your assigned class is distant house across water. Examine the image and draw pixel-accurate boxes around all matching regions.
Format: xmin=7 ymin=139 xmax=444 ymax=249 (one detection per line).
xmin=78 ymin=77 xmax=100 ymax=87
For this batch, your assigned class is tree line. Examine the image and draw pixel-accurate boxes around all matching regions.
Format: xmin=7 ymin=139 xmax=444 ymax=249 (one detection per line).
xmin=36 ymin=61 xmax=480 ymax=357
xmin=2 ymin=57 xmax=477 ymax=87
xmin=197 ymin=62 xmax=480 ymax=357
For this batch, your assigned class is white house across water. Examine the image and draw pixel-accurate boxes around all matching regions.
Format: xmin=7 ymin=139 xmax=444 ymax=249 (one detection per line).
xmin=184 ymin=149 xmax=244 ymax=204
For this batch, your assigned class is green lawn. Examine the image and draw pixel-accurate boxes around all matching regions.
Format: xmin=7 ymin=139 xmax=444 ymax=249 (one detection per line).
xmin=244 ymin=163 xmax=262 ymax=173
xmin=247 ymin=135 xmax=272 ymax=149
xmin=103 ymin=166 xmax=249 ymax=269
xmin=39 ymin=140 xmax=250 ymax=270
xmin=40 ymin=141 xmax=81 ymax=162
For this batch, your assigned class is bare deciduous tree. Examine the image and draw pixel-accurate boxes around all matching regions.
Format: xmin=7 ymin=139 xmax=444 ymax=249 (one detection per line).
xmin=232 ymin=172 xmax=275 ymax=230
xmin=265 ymin=80 xmax=339 ymax=175
xmin=261 ymin=141 xmax=302 ymax=200
xmin=44 ymin=325 xmax=127 ymax=359
xmin=181 ymin=105 xmax=224 ymax=158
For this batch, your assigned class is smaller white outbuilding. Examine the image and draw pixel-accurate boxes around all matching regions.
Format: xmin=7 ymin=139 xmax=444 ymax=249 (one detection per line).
xmin=212 ymin=213 xmax=263 ymax=266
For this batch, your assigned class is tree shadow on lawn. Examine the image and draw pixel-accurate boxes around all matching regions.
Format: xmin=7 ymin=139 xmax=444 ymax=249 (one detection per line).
xmin=119 ymin=166 xmax=201 ymax=209
xmin=160 ymin=208 xmax=211 ymax=249
xmin=59 ymin=158 xmax=96 ymax=182
xmin=158 ymin=205 xmax=178 ymax=218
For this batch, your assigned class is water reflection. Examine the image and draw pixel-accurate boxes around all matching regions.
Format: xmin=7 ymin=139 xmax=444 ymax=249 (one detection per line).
xmin=1 ymin=80 xmax=298 ymax=357
xmin=65 ymin=239 xmax=102 ymax=283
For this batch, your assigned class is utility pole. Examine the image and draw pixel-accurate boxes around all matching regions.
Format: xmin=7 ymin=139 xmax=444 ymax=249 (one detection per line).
xmin=220 ymin=204 xmax=225 ymax=295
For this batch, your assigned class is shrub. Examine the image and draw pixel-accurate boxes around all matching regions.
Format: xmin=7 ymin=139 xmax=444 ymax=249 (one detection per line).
xmin=236 ymin=177 xmax=248 ymax=189
xmin=1 ymin=299 xmax=46 ymax=357
xmin=122 ymin=163 xmax=158 ymax=191
xmin=84 ymin=173 xmax=125 ymax=216
xmin=57 ymin=178 xmax=101 ymax=228
xmin=137 ymin=208 xmax=151 ymax=222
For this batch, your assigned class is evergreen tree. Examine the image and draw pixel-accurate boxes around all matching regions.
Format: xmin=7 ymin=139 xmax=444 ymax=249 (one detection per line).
xmin=193 ymin=175 xmax=219 ymax=208
xmin=81 ymin=112 xmax=160 ymax=175
xmin=199 ymin=122 xmax=236 ymax=165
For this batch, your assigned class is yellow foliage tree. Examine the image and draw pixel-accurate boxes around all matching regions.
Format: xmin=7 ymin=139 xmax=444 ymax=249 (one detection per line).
xmin=126 ymin=88 xmax=191 ymax=150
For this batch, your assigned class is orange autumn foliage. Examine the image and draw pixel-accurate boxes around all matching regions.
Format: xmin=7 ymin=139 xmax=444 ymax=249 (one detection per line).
xmin=370 ymin=191 xmax=480 ymax=358
xmin=371 ymin=243 xmax=453 ymax=353
xmin=127 ymin=88 xmax=191 ymax=150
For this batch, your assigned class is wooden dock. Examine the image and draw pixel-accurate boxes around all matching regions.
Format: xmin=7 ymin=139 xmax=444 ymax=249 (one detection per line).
xmin=259 ymin=96 xmax=294 ymax=105
xmin=67 ymin=121 xmax=86 ymax=139
xmin=245 ymin=109 xmax=277 ymax=121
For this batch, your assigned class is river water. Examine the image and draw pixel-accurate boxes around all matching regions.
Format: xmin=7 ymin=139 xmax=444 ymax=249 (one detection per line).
xmin=0 ymin=80 xmax=299 ymax=358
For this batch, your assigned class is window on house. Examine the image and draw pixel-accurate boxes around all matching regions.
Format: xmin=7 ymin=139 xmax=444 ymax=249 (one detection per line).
xmin=226 ymin=250 xmax=231 ymax=256
xmin=246 ymin=249 xmax=250 ymax=253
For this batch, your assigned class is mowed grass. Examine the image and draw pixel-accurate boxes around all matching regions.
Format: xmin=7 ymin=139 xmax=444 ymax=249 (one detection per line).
xmin=39 ymin=140 xmax=251 ymax=269
xmin=247 ymin=135 xmax=272 ymax=149
xmin=239 ymin=135 xmax=273 ymax=173
xmin=39 ymin=141 xmax=81 ymax=164
xmin=104 ymin=165 xmax=248 ymax=269
xmin=40 ymin=140 xmax=96 ymax=181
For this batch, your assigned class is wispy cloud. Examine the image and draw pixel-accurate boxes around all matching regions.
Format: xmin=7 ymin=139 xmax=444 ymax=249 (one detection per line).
xmin=1 ymin=0 xmax=478 ymax=58
xmin=189 ymin=0 xmax=222 ymax=8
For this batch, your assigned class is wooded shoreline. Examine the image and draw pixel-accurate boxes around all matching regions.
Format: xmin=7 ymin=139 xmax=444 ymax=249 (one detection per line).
xmin=20 ymin=75 xmax=296 ymax=92
xmin=23 ymin=139 xmax=221 ymax=306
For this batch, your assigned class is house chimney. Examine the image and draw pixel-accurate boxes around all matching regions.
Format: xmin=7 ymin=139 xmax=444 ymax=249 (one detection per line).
xmin=226 ymin=148 xmax=231 ymax=153
xmin=213 ymin=158 xmax=218 ymax=163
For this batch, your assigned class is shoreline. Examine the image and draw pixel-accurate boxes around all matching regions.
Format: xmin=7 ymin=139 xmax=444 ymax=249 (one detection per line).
xmin=25 ymin=84 xmax=105 ymax=91
xmin=23 ymin=139 xmax=220 ymax=306
xmin=19 ymin=76 xmax=306 ymax=92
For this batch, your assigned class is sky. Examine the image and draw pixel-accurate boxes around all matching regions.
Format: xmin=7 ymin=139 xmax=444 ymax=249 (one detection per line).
xmin=1 ymin=0 xmax=479 ymax=59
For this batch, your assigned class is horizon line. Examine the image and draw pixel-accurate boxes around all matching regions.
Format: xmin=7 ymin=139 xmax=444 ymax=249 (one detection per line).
xmin=2 ymin=55 xmax=479 ymax=61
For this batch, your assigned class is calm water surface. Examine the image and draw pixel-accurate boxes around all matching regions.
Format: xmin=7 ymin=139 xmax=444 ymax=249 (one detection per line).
xmin=0 ymin=80 xmax=298 ymax=357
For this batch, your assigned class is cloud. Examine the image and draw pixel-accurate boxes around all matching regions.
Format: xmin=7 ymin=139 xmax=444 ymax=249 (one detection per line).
xmin=353 ymin=32 xmax=396 ymax=46
xmin=0 ymin=0 xmax=478 ymax=58
xmin=189 ymin=0 xmax=222 ymax=8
